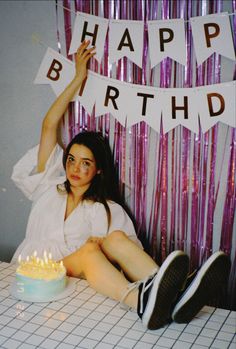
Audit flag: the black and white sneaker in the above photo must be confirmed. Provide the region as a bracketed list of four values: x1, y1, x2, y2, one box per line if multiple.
[172, 251, 231, 323]
[136, 251, 189, 330]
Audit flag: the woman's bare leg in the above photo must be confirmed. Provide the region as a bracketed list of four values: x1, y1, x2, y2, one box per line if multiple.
[62, 241, 138, 309]
[101, 231, 159, 281]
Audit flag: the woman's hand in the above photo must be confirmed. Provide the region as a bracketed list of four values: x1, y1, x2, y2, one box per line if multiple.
[74, 40, 96, 83]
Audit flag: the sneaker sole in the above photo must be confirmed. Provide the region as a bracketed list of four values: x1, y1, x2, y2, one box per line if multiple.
[172, 251, 231, 323]
[142, 250, 189, 330]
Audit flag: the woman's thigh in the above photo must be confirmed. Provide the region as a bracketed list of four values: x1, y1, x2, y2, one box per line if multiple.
[62, 241, 101, 278]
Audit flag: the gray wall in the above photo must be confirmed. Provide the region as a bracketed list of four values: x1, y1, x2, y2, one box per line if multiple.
[0, 1, 65, 261]
[0, 1, 235, 262]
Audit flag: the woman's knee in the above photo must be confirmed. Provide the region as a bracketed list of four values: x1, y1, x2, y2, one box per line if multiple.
[78, 241, 101, 259]
[103, 230, 129, 250]
[63, 241, 101, 277]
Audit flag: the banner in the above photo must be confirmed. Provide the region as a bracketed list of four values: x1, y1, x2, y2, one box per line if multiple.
[160, 88, 198, 133]
[34, 47, 76, 98]
[190, 12, 235, 65]
[147, 18, 186, 67]
[34, 49, 236, 134]
[195, 81, 236, 133]
[109, 19, 144, 67]
[66, 11, 235, 67]
[68, 12, 109, 63]
[87, 72, 128, 126]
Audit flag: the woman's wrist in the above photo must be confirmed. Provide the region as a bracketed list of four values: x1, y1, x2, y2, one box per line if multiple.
[71, 75, 86, 87]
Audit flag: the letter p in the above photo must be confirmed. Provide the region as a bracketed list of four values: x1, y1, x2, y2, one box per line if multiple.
[204, 23, 220, 48]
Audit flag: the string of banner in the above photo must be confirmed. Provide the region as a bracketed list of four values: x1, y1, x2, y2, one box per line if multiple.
[34, 9, 236, 134]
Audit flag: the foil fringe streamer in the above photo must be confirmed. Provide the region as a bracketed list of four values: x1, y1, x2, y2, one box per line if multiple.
[58, 0, 235, 310]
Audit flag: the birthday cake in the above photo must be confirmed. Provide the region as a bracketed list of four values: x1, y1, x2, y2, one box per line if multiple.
[13, 252, 67, 302]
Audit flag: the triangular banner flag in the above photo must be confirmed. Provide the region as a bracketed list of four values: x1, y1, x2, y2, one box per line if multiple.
[160, 88, 199, 134]
[34, 47, 75, 97]
[69, 12, 109, 63]
[196, 81, 236, 133]
[109, 19, 144, 68]
[190, 13, 235, 65]
[147, 18, 186, 67]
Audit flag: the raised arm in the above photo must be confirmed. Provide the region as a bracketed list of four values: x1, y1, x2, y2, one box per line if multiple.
[37, 40, 96, 172]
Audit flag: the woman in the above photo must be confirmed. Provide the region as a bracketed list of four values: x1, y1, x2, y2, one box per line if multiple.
[11, 40, 231, 330]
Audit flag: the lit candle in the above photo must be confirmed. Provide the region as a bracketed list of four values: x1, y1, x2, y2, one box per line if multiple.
[48, 252, 52, 260]
[26, 256, 29, 262]
[33, 250, 37, 258]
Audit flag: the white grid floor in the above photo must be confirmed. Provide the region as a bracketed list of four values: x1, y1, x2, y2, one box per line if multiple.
[0, 262, 235, 349]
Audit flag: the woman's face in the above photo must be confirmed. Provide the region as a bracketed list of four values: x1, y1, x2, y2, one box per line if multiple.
[66, 144, 99, 190]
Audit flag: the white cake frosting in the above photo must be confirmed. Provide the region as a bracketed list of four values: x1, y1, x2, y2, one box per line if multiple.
[15, 254, 67, 302]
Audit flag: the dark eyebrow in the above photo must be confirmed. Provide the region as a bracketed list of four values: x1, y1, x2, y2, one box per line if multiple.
[68, 153, 75, 158]
[68, 153, 94, 162]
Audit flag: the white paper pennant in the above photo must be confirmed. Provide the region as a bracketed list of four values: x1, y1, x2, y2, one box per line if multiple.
[76, 70, 98, 114]
[190, 13, 235, 65]
[125, 84, 161, 132]
[160, 88, 199, 134]
[109, 19, 144, 68]
[34, 48, 76, 98]
[196, 81, 236, 133]
[93, 74, 128, 127]
[147, 18, 186, 67]
[68, 12, 109, 64]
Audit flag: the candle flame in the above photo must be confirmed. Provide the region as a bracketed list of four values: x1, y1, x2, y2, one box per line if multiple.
[17, 252, 65, 279]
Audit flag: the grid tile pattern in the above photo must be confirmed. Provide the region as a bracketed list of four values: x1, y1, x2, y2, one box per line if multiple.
[0, 262, 235, 349]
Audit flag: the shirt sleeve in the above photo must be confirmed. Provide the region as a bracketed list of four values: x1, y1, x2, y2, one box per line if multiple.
[11, 144, 66, 201]
[90, 201, 143, 248]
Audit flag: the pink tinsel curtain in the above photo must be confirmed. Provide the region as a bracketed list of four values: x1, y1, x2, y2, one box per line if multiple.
[55, 0, 236, 310]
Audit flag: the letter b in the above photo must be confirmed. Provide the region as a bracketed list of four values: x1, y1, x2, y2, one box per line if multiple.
[46, 59, 63, 81]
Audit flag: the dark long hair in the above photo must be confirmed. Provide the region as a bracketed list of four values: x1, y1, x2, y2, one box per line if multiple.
[61, 131, 122, 228]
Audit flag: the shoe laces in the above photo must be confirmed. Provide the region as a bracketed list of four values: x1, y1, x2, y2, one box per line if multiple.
[120, 268, 158, 312]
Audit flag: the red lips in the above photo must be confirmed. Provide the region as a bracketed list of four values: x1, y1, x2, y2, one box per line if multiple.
[70, 175, 81, 181]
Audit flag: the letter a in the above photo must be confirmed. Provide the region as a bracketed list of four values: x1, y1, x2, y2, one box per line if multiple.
[117, 28, 134, 51]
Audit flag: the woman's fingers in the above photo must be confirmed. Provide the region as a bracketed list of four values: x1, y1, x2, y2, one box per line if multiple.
[81, 45, 95, 56]
[77, 40, 95, 58]
[74, 40, 96, 79]
[83, 48, 96, 62]
[77, 40, 89, 54]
